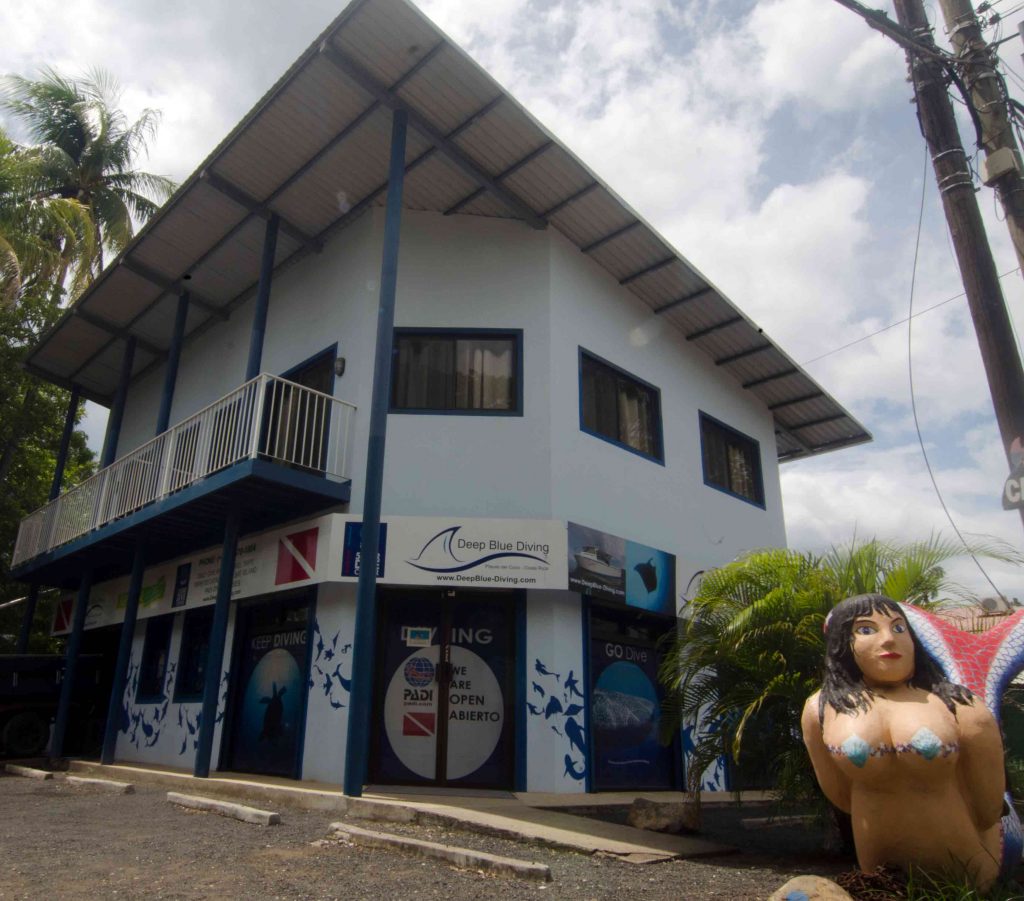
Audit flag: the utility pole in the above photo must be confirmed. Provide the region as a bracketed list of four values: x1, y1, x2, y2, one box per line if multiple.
[935, 0, 1024, 276]
[837, 0, 1024, 532]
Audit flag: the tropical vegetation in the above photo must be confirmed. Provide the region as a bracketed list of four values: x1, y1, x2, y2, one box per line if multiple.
[658, 536, 1024, 812]
[0, 67, 174, 649]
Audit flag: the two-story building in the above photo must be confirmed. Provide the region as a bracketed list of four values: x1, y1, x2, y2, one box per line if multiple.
[8, 0, 870, 794]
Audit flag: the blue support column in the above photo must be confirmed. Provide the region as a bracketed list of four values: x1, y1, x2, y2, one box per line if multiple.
[245, 215, 280, 381]
[100, 538, 146, 764]
[100, 337, 137, 468]
[194, 504, 240, 778]
[51, 568, 94, 759]
[156, 292, 189, 434]
[18, 385, 83, 653]
[344, 108, 408, 798]
[50, 384, 81, 501]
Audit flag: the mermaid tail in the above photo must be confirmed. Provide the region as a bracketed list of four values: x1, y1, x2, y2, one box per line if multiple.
[899, 604, 1024, 876]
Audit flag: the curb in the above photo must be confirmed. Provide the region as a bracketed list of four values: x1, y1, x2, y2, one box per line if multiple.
[167, 791, 281, 825]
[330, 822, 552, 882]
[65, 775, 135, 794]
[5, 764, 53, 780]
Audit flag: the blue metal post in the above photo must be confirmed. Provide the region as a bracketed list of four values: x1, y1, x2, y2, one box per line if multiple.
[194, 504, 240, 778]
[17, 385, 83, 653]
[344, 108, 407, 798]
[51, 568, 94, 758]
[156, 292, 190, 434]
[245, 215, 280, 381]
[50, 385, 81, 501]
[100, 337, 137, 468]
[100, 538, 145, 764]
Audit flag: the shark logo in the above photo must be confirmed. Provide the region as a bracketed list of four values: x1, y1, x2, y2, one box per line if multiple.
[406, 526, 548, 573]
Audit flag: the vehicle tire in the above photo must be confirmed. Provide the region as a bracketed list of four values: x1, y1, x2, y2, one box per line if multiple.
[2, 711, 49, 758]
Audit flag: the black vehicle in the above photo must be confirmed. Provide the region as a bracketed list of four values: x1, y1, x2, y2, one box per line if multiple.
[0, 655, 105, 758]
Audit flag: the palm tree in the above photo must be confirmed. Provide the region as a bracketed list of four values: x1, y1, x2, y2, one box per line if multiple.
[659, 536, 1024, 805]
[0, 127, 94, 306]
[1, 67, 175, 285]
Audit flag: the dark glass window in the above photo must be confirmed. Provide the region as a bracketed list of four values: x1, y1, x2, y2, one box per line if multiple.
[173, 607, 215, 702]
[391, 331, 520, 413]
[580, 351, 663, 462]
[700, 413, 764, 506]
[136, 616, 173, 702]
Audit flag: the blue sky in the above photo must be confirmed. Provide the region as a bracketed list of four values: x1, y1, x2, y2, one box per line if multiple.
[5, 0, 1024, 599]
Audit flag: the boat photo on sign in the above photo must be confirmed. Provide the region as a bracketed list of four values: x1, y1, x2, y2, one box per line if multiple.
[567, 522, 675, 616]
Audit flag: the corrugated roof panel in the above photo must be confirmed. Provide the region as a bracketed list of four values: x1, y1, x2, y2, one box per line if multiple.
[271, 109, 400, 235]
[214, 61, 375, 203]
[549, 186, 636, 248]
[332, 0, 440, 89]
[455, 102, 548, 178]
[187, 217, 269, 301]
[589, 227, 675, 284]
[620, 260, 697, 308]
[30, 316, 110, 379]
[80, 268, 165, 329]
[398, 48, 498, 136]
[402, 152, 479, 212]
[129, 182, 250, 281]
[459, 191, 523, 219]
[502, 147, 593, 215]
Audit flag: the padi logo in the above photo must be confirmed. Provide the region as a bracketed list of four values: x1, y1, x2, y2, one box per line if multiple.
[404, 657, 435, 687]
[406, 526, 549, 573]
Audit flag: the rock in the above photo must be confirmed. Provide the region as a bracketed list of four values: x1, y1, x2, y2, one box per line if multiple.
[767, 875, 853, 901]
[625, 797, 700, 834]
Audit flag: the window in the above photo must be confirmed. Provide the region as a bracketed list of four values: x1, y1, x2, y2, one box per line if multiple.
[136, 615, 173, 702]
[391, 330, 521, 414]
[173, 607, 214, 702]
[700, 413, 764, 506]
[579, 350, 663, 462]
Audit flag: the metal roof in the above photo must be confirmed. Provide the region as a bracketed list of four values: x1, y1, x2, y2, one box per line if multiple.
[25, 0, 871, 462]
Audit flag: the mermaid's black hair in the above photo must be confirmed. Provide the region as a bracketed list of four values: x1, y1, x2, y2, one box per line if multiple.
[819, 593, 973, 724]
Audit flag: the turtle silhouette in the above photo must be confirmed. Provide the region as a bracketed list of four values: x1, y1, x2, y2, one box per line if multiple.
[259, 683, 287, 740]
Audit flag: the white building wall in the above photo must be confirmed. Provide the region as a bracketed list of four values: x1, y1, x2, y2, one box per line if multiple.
[524, 589, 586, 792]
[546, 231, 787, 608]
[301, 582, 355, 784]
[113, 606, 235, 771]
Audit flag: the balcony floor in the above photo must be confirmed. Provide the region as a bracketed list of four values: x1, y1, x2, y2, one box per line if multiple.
[12, 459, 350, 588]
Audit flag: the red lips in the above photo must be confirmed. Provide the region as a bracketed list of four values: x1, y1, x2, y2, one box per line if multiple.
[879, 653, 902, 659]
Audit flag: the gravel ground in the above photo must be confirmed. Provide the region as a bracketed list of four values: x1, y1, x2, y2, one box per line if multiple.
[0, 772, 847, 900]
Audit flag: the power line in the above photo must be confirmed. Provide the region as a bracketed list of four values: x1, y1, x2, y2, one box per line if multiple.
[801, 266, 1021, 366]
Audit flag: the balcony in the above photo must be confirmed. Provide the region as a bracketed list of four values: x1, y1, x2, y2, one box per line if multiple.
[12, 374, 356, 585]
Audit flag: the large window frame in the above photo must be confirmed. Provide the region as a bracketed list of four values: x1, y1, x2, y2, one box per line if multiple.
[699, 412, 765, 508]
[136, 615, 174, 703]
[389, 328, 523, 416]
[578, 349, 664, 464]
[172, 607, 215, 703]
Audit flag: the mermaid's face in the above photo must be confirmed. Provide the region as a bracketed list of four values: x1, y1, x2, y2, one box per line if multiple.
[850, 609, 915, 688]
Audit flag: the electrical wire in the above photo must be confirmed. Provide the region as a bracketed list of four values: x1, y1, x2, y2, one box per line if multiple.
[906, 146, 1005, 597]
[801, 267, 1021, 366]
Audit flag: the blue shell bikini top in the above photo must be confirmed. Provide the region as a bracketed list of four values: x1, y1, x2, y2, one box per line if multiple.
[826, 727, 958, 768]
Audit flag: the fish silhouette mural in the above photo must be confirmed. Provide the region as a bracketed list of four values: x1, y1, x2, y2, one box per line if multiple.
[119, 657, 175, 751]
[310, 618, 351, 713]
[527, 656, 587, 784]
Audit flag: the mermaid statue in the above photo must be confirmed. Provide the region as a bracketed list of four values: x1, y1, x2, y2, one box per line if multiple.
[801, 593, 1024, 889]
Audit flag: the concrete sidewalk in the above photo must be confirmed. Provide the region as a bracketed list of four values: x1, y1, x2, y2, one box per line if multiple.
[65, 760, 734, 863]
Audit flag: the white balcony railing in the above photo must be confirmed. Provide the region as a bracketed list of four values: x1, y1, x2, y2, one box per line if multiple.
[12, 373, 356, 568]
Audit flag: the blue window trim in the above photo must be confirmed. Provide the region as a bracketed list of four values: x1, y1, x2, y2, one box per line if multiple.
[280, 343, 338, 393]
[577, 347, 665, 465]
[136, 614, 174, 704]
[389, 327, 524, 416]
[172, 606, 214, 703]
[698, 410, 766, 509]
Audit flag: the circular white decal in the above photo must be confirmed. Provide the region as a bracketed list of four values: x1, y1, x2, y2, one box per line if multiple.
[384, 645, 504, 780]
